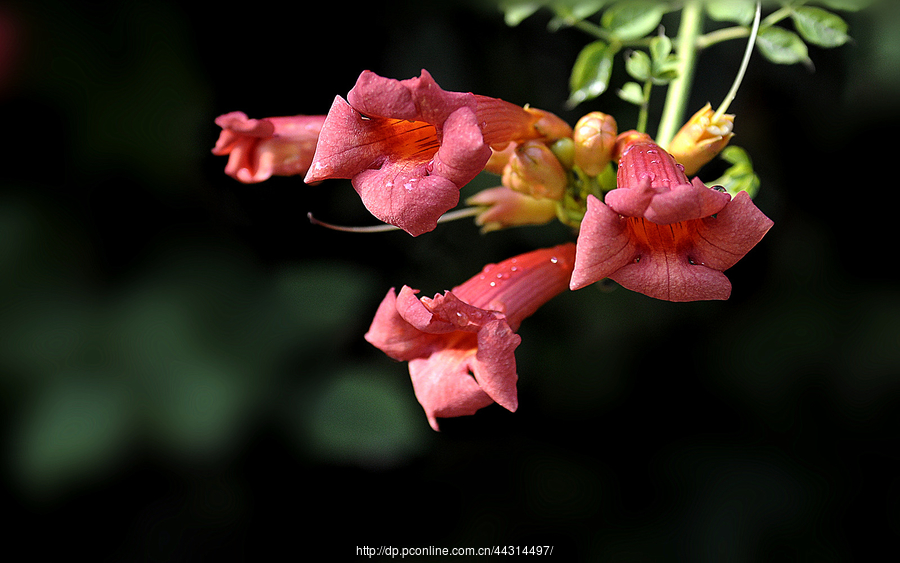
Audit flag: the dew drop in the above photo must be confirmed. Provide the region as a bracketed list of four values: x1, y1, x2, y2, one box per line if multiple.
[550, 257, 558, 264]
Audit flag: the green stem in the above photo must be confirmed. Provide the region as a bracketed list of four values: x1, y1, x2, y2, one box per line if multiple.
[655, 0, 704, 149]
[569, 14, 654, 48]
[636, 80, 653, 133]
[570, 18, 614, 42]
[761, 5, 794, 28]
[697, 26, 750, 50]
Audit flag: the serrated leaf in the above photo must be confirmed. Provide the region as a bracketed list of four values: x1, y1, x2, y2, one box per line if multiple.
[617, 81, 645, 105]
[601, 0, 668, 41]
[567, 40, 618, 107]
[625, 50, 652, 81]
[791, 6, 850, 48]
[704, 0, 757, 25]
[756, 26, 811, 65]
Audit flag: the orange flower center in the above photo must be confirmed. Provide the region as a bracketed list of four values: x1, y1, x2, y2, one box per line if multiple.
[368, 117, 440, 163]
[626, 217, 697, 261]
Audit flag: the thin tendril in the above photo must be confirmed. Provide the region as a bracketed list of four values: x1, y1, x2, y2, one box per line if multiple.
[712, 1, 761, 123]
[308, 207, 482, 233]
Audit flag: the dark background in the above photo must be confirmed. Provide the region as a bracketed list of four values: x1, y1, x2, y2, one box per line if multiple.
[2, 0, 899, 560]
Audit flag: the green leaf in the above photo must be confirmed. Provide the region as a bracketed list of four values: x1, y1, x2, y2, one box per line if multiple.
[756, 26, 811, 65]
[649, 36, 680, 83]
[710, 146, 760, 198]
[568, 0, 609, 21]
[617, 81, 645, 105]
[625, 50, 651, 81]
[704, 0, 757, 25]
[791, 6, 850, 48]
[649, 34, 672, 61]
[815, 0, 874, 11]
[567, 40, 619, 107]
[601, 0, 668, 41]
[652, 57, 680, 82]
[500, 1, 543, 26]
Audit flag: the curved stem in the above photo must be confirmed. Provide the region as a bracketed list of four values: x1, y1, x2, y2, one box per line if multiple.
[712, 2, 761, 123]
[697, 26, 750, 50]
[308, 207, 482, 233]
[656, 0, 704, 149]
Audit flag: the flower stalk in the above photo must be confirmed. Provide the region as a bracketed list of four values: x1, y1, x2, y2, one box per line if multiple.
[656, 0, 704, 149]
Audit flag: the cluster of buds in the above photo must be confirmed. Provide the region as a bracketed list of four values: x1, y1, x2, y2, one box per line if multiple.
[470, 110, 620, 232]
[211, 69, 772, 430]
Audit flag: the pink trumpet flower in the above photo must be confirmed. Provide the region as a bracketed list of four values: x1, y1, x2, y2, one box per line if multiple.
[365, 243, 576, 430]
[570, 141, 773, 301]
[212, 111, 326, 183]
[305, 69, 563, 236]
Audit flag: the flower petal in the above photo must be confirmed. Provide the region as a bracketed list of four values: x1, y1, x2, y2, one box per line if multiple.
[353, 168, 462, 236]
[408, 354, 494, 432]
[570, 195, 637, 291]
[605, 176, 730, 224]
[470, 318, 521, 412]
[690, 190, 774, 271]
[609, 254, 733, 301]
[364, 287, 430, 361]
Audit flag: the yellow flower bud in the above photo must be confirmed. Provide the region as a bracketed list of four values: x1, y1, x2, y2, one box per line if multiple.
[527, 107, 574, 141]
[484, 143, 516, 175]
[573, 112, 617, 176]
[482, 110, 573, 175]
[466, 186, 558, 233]
[667, 103, 734, 176]
[501, 140, 568, 201]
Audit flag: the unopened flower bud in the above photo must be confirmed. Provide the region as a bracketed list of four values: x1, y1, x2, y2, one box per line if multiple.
[667, 103, 734, 176]
[527, 107, 574, 141]
[484, 143, 516, 175]
[612, 130, 654, 163]
[502, 140, 568, 200]
[550, 137, 575, 169]
[573, 112, 617, 176]
[466, 186, 558, 233]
